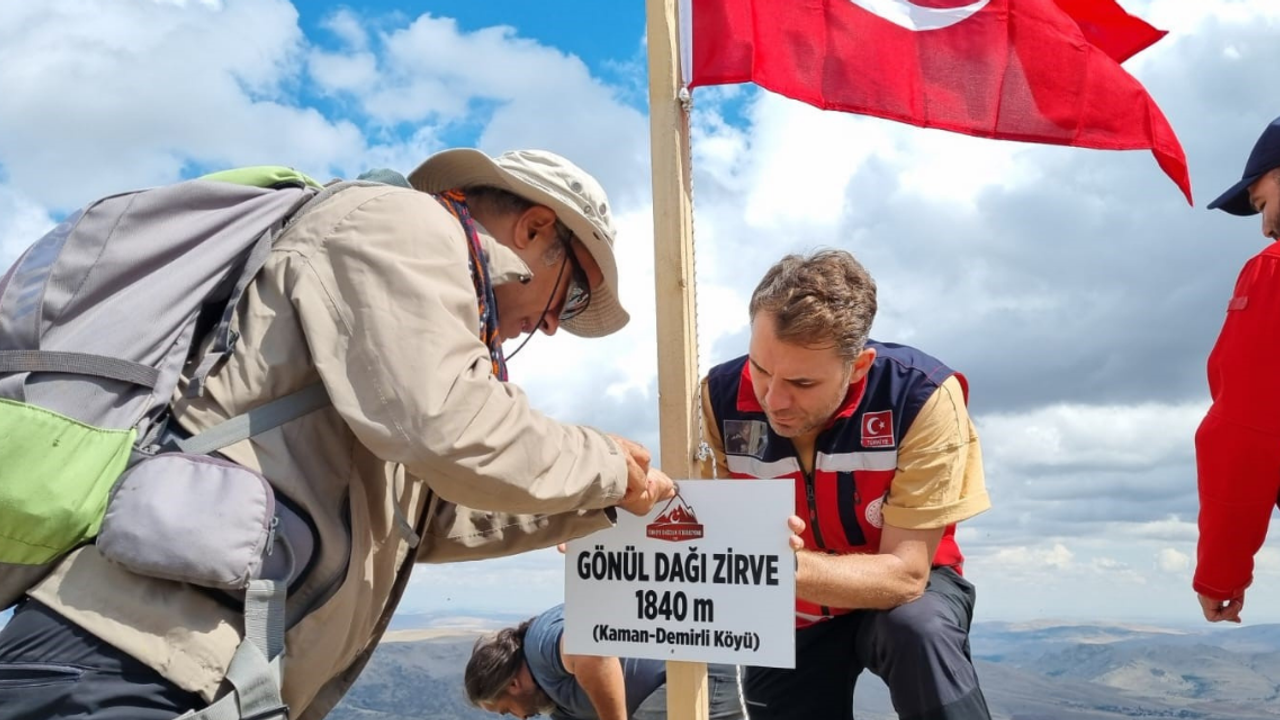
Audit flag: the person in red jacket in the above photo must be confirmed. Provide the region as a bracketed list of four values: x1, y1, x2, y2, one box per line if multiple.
[1196, 115, 1280, 623]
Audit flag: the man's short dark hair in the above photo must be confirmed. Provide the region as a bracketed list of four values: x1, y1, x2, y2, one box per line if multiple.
[748, 249, 877, 360]
[464, 185, 574, 266]
[463, 185, 535, 217]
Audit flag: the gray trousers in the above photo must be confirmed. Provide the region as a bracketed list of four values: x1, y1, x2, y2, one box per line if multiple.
[744, 567, 990, 720]
[0, 599, 206, 720]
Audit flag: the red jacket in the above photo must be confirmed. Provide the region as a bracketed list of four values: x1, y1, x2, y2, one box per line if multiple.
[1195, 241, 1280, 601]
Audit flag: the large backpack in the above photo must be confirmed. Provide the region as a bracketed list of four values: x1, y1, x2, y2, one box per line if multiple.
[0, 166, 360, 720]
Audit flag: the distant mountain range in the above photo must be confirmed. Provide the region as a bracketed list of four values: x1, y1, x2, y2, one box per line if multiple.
[330, 616, 1280, 720]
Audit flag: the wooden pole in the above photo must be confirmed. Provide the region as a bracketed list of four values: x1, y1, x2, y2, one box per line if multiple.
[645, 0, 707, 719]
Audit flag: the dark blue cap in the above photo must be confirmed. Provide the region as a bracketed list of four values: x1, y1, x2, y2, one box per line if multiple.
[1208, 115, 1280, 216]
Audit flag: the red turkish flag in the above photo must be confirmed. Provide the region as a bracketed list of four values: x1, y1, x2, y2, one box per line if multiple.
[1054, 0, 1166, 63]
[688, 0, 1192, 203]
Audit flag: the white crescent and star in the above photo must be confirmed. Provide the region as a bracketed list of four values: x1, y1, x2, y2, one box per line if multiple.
[866, 417, 885, 435]
[846, 0, 992, 31]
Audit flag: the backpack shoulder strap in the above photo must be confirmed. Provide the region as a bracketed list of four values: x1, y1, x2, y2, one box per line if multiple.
[0, 350, 159, 388]
[187, 168, 324, 398]
[175, 579, 288, 720]
[173, 383, 330, 456]
[185, 175, 397, 398]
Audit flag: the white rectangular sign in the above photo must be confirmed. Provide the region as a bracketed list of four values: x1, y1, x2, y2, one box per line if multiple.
[564, 478, 795, 669]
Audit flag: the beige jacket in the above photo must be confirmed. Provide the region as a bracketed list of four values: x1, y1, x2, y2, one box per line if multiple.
[29, 184, 628, 719]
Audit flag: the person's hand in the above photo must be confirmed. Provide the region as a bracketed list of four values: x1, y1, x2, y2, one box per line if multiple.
[787, 515, 806, 551]
[617, 467, 676, 516]
[608, 434, 653, 501]
[1198, 591, 1244, 623]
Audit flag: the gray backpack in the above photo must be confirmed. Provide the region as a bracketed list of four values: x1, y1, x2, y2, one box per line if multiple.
[0, 166, 361, 720]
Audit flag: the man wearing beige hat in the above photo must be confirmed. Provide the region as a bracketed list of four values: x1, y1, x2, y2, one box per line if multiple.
[0, 148, 671, 720]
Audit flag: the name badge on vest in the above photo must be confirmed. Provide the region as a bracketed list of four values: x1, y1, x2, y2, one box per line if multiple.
[723, 419, 769, 458]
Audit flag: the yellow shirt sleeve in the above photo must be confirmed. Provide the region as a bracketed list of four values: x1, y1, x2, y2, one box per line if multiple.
[697, 376, 730, 480]
[881, 375, 991, 530]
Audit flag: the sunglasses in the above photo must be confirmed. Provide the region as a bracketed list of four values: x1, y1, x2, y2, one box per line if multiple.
[559, 237, 592, 322]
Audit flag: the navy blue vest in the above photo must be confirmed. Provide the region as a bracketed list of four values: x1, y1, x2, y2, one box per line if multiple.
[705, 340, 967, 626]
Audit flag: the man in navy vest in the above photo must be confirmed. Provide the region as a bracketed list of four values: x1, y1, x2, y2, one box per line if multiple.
[699, 250, 992, 720]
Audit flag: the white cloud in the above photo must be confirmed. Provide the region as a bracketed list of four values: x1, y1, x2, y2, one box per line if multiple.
[979, 401, 1205, 474]
[301, 12, 652, 204]
[992, 542, 1075, 570]
[150, 0, 224, 8]
[1138, 0, 1280, 36]
[0, 0, 375, 209]
[1125, 518, 1198, 543]
[0, 187, 53, 269]
[319, 7, 369, 51]
[308, 50, 379, 93]
[406, 548, 567, 615]
[1157, 547, 1191, 573]
[1255, 547, 1280, 577]
[1092, 557, 1148, 584]
[736, 102, 888, 228]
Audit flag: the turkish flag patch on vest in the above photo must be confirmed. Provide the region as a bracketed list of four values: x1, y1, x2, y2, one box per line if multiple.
[861, 410, 895, 448]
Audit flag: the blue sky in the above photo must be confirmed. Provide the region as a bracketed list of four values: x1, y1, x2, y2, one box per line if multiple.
[4, 0, 1280, 629]
[351, 0, 649, 67]
[292, 0, 653, 149]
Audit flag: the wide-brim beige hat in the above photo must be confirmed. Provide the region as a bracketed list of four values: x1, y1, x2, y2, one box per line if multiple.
[408, 148, 630, 338]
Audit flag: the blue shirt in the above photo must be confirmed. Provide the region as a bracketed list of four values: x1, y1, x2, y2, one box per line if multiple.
[523, 604, 667, 720]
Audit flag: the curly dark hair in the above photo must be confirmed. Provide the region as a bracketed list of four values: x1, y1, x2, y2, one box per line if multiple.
[748, 249, 877, 360]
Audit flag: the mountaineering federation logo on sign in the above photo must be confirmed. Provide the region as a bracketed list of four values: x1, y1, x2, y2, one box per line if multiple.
[647, 491, 704, 542]
[861, 410, 894, 448]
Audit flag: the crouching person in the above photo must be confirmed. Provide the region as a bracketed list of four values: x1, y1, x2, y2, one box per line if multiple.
[701, 250, 994, 719]
[465, 603, 745, 720]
